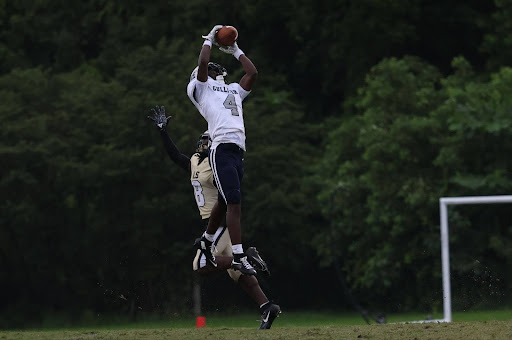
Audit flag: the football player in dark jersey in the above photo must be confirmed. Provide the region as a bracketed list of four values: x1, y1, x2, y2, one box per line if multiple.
[148, 105, 280, 329]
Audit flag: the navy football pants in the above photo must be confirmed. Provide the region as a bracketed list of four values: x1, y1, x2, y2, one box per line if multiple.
[209, 143, 244, 204]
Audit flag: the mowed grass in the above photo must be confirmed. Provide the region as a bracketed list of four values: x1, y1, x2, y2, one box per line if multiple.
[1, 310, 511, 340]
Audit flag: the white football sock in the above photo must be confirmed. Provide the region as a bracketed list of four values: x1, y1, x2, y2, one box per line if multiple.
[232, 244, 244, 255]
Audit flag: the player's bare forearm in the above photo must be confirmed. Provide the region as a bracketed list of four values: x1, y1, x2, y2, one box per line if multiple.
[239, 55, 258, 91]
[197, 45, 211, 82]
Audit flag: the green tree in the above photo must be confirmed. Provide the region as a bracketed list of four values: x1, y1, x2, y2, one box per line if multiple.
[481, 0, 512, 70]
[313, 56, 512, 312]
[313, 56, 444, 311]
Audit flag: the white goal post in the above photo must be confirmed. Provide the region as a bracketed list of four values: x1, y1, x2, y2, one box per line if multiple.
[438, 195, 512, 323]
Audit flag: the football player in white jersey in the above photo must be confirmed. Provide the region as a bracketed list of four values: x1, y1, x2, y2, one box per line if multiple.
[148, 106, 281, 329]
[187, 25, 258, 277]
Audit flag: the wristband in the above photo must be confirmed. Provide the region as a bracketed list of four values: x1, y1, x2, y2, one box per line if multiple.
[203, 40, 212, 48]
[233, 48, 244, 60]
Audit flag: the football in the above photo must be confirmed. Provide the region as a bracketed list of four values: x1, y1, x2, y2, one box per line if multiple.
[215, 26, 238, 46]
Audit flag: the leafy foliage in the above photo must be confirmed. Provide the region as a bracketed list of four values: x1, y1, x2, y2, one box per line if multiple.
[316, 55, 512, 311]
[1, 0, 512, 327]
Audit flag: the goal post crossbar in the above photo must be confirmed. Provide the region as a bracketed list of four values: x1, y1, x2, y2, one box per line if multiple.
[439, 195, 512, 323]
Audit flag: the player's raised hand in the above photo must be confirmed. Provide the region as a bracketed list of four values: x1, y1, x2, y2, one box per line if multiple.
[219, 42, 244, 60]
[219, 41, 239, 55]
[147, 105, 171, 130]
[202, 25, 223, 46]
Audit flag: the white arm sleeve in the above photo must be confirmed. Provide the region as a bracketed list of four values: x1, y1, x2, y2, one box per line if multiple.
[236, 83, 251, 101]
[187, 80, 208, 115]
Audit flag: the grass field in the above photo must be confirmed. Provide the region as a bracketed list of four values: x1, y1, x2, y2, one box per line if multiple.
[1, 310, 510, 340]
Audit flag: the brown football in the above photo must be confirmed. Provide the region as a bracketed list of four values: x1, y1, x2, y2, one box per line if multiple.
[215, 26, 238, 46]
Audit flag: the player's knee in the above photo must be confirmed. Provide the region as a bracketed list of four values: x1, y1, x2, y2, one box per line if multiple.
[227, 269, 242, 282]
[224, 189, 241, 204]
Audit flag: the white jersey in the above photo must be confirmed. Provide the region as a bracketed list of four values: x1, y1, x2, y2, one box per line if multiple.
[187, 77, 250, 151]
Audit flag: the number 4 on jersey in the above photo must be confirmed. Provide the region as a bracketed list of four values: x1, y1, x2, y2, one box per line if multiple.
[223, 94, 239, 116]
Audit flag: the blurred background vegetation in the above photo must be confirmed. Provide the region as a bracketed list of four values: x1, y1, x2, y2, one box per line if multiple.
[1, 0, 512, 328]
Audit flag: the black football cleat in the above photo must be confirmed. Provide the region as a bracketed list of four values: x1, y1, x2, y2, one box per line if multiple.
[194, 236, 217, 267]
[246, 247, 270, 274]
[231, 253, 256, 275]
[259, 303, 281, 329]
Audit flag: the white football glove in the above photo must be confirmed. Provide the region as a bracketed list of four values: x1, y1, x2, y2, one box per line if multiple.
[201, 25, 223, 46]
[219, 42, 238, 54]
[219, 42, 244, 59]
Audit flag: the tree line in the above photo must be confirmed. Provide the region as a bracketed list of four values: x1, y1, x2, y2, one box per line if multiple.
[1, 0, 511, 328]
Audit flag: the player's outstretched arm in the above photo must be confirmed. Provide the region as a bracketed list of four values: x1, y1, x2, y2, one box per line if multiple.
[197, 25, 222, 82]
[197, 43, 211, 83]
[147, 105, 190, 172]
[238, 54, 258, 91]
[219, 42, 258, 91]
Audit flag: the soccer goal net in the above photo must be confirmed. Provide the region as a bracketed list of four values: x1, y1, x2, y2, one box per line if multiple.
[436, 195, 512, 323]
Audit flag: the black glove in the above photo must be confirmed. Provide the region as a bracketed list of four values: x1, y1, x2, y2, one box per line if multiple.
[147, 105, 172, 129]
